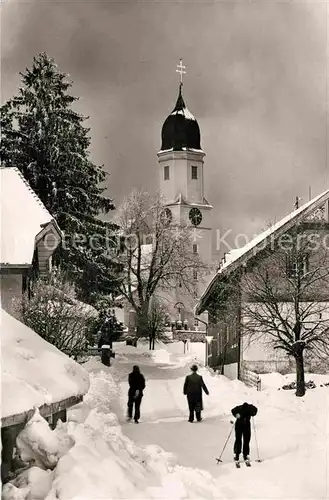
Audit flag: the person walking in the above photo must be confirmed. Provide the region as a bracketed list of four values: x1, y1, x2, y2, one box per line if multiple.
[231, 402, 258, 464]
[183, 364, 209, 422]
[127, 365, 146, 423]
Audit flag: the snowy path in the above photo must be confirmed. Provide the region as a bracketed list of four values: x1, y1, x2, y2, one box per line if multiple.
[114, 358, 250, 474]
[110, 347, 329, 499]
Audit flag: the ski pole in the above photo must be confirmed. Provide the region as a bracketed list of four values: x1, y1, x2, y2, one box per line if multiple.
[215, 422, 235, 464]
[252, 416, 262, 462]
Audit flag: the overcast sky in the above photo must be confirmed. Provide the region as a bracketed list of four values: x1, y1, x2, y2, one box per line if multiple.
[2, 0, 328, 257]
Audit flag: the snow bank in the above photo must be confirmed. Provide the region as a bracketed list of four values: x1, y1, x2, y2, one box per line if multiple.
[16, 409, 74, 469]
[260, 371, 329, 390]
[151, 349, 171, 364]
[114, 341, 175, 365]
[1, 309, 90, 419]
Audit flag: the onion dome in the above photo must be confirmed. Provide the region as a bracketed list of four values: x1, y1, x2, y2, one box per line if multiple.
[160, 84, 201, 151]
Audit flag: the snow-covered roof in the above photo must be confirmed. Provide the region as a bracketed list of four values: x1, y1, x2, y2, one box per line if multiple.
[195, 189, 329, 314]
[0, 167, 61, 266]
[1, 309, 90, 424]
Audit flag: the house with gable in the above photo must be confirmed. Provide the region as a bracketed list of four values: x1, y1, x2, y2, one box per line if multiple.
[195, 190, 329, 379]
[0, 167, 62, 314]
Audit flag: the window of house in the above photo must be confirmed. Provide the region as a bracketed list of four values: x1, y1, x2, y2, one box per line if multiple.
[164, 165, 170, 181]
[286, 254, 310, 278]
[192, 244, 198, 254]
[191, 166, 198, 180]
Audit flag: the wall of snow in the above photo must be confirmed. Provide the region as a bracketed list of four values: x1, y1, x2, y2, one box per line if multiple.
[1, 309, 90, 422]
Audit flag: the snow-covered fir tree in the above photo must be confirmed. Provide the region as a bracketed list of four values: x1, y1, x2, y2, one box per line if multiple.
[1, 53, 120, 304]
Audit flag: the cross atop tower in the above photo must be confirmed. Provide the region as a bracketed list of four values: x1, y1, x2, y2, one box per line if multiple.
[176, 59, 186, 85]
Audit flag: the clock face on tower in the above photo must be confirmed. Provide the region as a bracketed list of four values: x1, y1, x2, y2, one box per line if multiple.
[189, 207, 202, 226]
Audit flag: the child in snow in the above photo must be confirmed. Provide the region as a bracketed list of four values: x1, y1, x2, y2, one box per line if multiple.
[231, 402, 258, 463]
[127, 365, 146, 423]
[183, 364, 209, 422]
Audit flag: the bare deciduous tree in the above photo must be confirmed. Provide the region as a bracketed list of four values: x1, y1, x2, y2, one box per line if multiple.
[137, 297, 170, 350]
[115, 190, 208, 337]
[242, 225, 329, 396]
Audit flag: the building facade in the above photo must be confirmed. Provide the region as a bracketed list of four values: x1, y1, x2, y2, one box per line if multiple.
[195, 191, 329, 377]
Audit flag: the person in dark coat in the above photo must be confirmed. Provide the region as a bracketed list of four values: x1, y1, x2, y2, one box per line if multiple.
[231, 402, 258, 462]
[127, 365, 146, 423]
[183, 364, 209, 422]
[98, 329, 113, 366]
[98, 317, 114, 366]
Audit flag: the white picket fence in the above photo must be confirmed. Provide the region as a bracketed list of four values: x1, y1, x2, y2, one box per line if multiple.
[240, 366, 262, 391]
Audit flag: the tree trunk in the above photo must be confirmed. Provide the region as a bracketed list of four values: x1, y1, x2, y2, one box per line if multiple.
[152, 335, 155, 350]
[292, 343, 306, 397]
[149, 336, 152, 350]
[136, 308, 149, 337]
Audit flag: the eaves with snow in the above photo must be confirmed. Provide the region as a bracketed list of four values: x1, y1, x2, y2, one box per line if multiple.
[1, 309, 90, 428]
[195, 189, 329, 315]
[0, 167, 61, 269]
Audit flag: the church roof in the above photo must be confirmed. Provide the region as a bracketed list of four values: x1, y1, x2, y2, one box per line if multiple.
[160, 84, 202, 152]
[195, 189, 329, 315]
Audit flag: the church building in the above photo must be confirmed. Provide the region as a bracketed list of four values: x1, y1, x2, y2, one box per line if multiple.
[156, 68, 213, 332]
[116, 64, 214, 334]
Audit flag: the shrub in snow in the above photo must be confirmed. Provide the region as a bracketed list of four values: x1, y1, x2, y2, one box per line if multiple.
[282, 380, 316, 390]
[15, 269, 96, 360]
[87, 305, 124, 347]
[16, 409, 74, 470]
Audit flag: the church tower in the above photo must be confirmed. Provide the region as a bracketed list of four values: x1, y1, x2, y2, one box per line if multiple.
[157, 68, 213, 266]
[157, 62, 213, 329]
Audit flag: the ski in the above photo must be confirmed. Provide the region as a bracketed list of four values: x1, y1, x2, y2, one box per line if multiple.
[244, 460, 251, 467]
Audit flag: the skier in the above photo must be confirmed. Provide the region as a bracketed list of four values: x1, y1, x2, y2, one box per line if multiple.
[231, 402, 258, 465]
[127, 365, 146, 423]
[183, 364, 209, 422]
